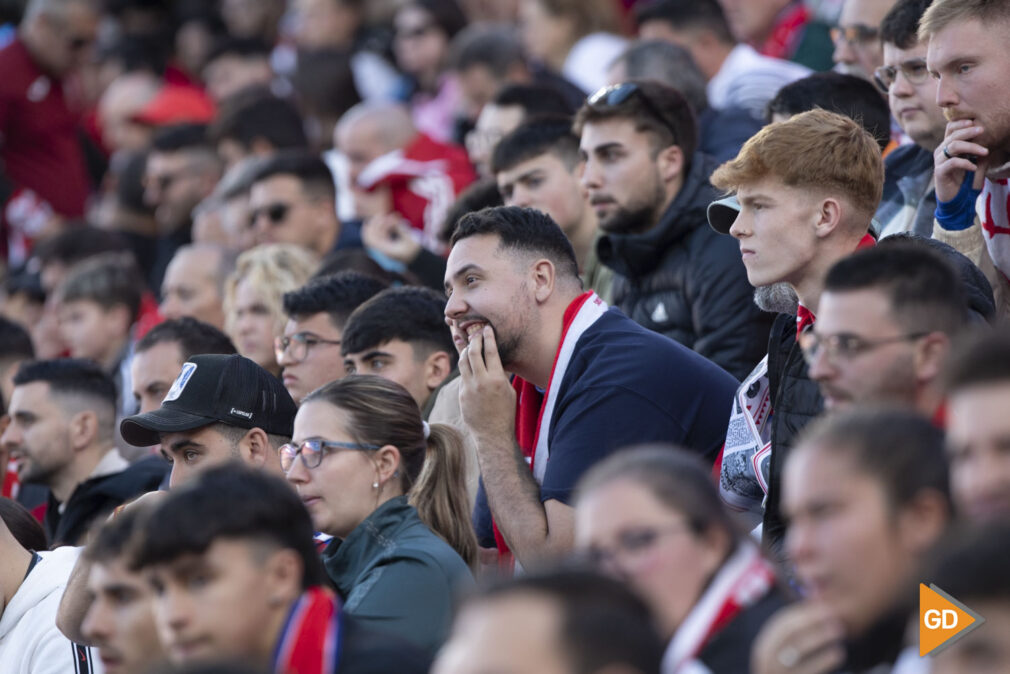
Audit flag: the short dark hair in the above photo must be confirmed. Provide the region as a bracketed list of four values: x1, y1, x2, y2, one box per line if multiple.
[151, 123, 212, 153]
[0, 317, 34, 364]
[795, 408, 950, 513]
[13, 358, 117, 410]
[290, 49, 361, 123]
[475, 570, 664, 674]
[881, 0, 933, 50]
[249, 150, 336, 201]
[766, 73, 891, 150]
[450, 206, 580, 282]
[135, 317, 237, 359]
[410, 0, 468, 39]
[609, 40, 708, 113]
[0, 498, 48, 552]
[634, 0, 734, 45]
[210, 93, 308, 152]
[823, 241, 968, 337]
[944, 330, 1010, 396]
[56, 253, 144, 324]
[84, 504, 150, 564]
[491, 116, 580, 176]
[205, 37, 271, 64]
[130, 464, 327, 590]
[574, 79, 698, 159]
[924, 519, 1010, 604]
[341, 287, 456, 366]
[442, 177, 504, 243]
[32, 226, 132, 271]
[282, 271, 388, 328]
[449, 23, 525, 76]
[492, 83, 576, 119]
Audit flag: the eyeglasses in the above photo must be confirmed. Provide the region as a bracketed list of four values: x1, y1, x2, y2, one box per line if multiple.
[279, 438, 381, 471]
[798, 330, 930, 367]
[588, 83, 680, 147]
[873, 59, 931, 94]
[249, 202, 295, 229]
[580, 524, 689, 569]
[830, 24, 880, 46]
[274, 332, 341, 363]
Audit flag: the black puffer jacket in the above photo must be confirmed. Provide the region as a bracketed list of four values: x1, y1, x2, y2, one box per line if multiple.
[597, 153, 773, 381]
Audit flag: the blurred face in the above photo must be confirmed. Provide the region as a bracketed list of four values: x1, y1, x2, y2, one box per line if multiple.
[160, 425, 241, 489]
[278, 313, 346, 404]
[444, 234, 535, 369]
[222, 194, 256, 252]
[82, 558, 165, 674]
[717, 0, 791, 44]
[805, 289, 922, 411]
[466, 104, 525, 175]
[579, 118, 669, 235]
[497, 153, 588, 236]
[145, 152, 213, 232]
[933, 601, 1010, 674]
[393, 5, 448, 81]
[784, 445, 919, 637]
[292, 0, 357, 50]
[33, 2, 99, 77]
[457, 65, 505, 121]
[831, 0, 894, 81]
[519, 0, 573, 65]
[575, 479, 725, 638]
[285, 401, 381, 538]
[97, 75, 158, 153]
[928, 19, 1010, 154]
[335, 121, 388, 188]
[729, 177, 823, 289]
[147, 538, 289, 665]
[202, 54, 273, 102]
[160, 249, 226, 329]
[131, 342, 186, 415]
[58, 300, 128, 363]
[947, 383, 1010, 521]
[230, 279, 281, 375]
[432, 595, 572, 674]
[881, 42, 945, 150]
[0, 382, 72, 488]
[249, 176, 330, 254]
[343, 339, 437, 408]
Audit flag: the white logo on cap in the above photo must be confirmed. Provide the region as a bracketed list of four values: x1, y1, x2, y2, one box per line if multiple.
[163, 362, 197, 403]
[230, 407, 253, 420]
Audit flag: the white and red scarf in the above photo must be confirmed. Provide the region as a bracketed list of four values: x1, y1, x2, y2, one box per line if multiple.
[978, 169, 1010, 283]
[662, 544, 778, 674]
[272, 586, 343, 674]
[492, 292, 609, 567]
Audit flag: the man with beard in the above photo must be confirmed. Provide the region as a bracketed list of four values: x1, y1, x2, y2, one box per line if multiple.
[444, 205, 737, 570]
[575, 80, 771, 380]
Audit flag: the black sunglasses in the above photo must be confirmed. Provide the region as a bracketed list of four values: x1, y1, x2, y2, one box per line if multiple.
[249, 202, 293, 228]
[588, 82, 680, 146]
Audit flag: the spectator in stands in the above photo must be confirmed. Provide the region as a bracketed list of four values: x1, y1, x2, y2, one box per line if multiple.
[289, 48, 362, 152]
[753, 409, 950, 674]
[832, 0, 898, 82]
[97, 70, 161, 155]
[606, 40, 761, 164]
[209, 92, 309, 170]
[130, 318, 236, 415]
[284, 375, 474, 652]
[445, 206, 737, 568]
[576, 80, 772, 379]
[279, 272, 387, 404]
[160, 244, 235, 330]
[201, 156, 264, 253]
[708, 109, 883, 546]
[635, 0, 810, 123]
[717, 0, 834, 71]
[576, 446, 788, 673]
[224, 244, 318, 378]
[121, 354, 296, 488]
[432, 570, 664, 674]
[248, 151, 342, 256]
[341, 287, 456, 416]
[1, 360, 166, 545]
[0, 319, 34, 497]
[200, 37, 273, 103]
[129, 464, 430, 671]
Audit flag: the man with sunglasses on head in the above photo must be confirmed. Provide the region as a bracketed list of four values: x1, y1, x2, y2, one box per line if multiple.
[0, 0, 100, 268]
[575, 80, 771, 380]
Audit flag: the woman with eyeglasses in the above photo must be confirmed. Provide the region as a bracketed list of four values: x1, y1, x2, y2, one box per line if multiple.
[283, 375, 475, 654]
[574, 445, 788, 674]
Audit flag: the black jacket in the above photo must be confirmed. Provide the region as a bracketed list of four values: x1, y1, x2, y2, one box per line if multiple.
[597, 153, 773, 380]
[44, 454, 167, 546]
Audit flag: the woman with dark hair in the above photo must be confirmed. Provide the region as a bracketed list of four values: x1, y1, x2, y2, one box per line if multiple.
[0, 498, 47, 552]
[284, 375, 475, 653]
[575, 445, 788, 673]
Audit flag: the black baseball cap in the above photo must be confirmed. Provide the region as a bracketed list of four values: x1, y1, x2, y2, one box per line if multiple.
[707, 195, 740, 234]
[121, 353, 298, 447]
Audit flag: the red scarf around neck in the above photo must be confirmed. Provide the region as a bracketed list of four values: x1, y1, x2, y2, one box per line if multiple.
[273, 586, 343, 674]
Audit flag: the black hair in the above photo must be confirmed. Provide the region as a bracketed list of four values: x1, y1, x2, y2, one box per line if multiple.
[130, 464, 328, 590]
[823, 241, 968, 337]
[491, 83, 577, 119]
[0, 498, 48, 552]
[341, 286, 456, 366]
[13, 359, 117, 409]
[3, 272, 45, 307]
[634, 0, 734, 45]
[312, 249, 412, 286]
[32, 226, 132, 270]
[449, 23, 525, 76]
[135, 317, 237, 359]
[441, 177, 504, 243]
[573, 79, 698, 159]
[84, 504, 150, 564]
[924, 519, 1010, 603]
[450, 206, 580, 282]
[491, 116, 580, 176]
[766, 73, 891, 150]
[476, 569, 664, 674]
[610, 40, 708, 113]
[114, 150, 155, 214]
[880, 0, 933, 49]
[290, 49, 362, 125]
[56, 253, 144, 324]
[0, 316, 35, 364]
[97, 33, 169, 75]
[794, 408, 951, 513]
[408, 0, 468, 39]
[944, 330, 1010, 395]
[210, 93, 308, 152]
[249, 150, 336, 200]
[282, 271, 388, 328]
[205, 36, 271, 64]
[151, 123, 212, 153]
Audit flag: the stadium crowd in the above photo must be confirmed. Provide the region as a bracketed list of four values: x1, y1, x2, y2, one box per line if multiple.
[1, 0, 1010, 672]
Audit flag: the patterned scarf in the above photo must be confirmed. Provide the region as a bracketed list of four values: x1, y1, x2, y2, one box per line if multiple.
[273, 586, 343, 674]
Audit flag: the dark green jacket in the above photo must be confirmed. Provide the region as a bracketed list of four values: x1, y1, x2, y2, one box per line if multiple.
[322, 496, 474, 654]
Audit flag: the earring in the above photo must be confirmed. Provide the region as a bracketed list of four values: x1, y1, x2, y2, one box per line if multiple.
[372, 481, 379, 489]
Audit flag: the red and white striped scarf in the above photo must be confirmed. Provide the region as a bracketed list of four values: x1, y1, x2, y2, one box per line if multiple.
[273, 586, 343, 674]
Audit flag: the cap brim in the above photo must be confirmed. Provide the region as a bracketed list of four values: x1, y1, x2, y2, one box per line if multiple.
[707, 195, 741, 234]
[120, 406, 216, 447]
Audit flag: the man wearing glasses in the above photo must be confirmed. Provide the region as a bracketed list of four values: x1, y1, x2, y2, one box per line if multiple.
[831, 0, 897, 82]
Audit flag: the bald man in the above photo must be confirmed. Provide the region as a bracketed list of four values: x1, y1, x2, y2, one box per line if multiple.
[160, 244, 235, 329]
[98, 72, 161, 154]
